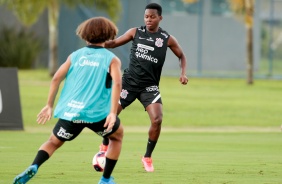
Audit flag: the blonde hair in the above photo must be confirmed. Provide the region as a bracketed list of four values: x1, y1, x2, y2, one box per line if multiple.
[76, 17, 118, 44]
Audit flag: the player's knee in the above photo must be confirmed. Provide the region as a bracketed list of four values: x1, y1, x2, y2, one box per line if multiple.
[152, 115, 162, 126]
[109, 124, 124, 142]
[48, 135, 64, 148]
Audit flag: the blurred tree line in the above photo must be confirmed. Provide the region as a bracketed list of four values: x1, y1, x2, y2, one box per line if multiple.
[0, 0, 121, 75]
[3, 0, 274, 84]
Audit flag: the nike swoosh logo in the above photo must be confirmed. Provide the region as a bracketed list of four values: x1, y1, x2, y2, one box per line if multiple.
[0, 89, 2, 114]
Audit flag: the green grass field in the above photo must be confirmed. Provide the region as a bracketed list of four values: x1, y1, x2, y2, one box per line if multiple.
[1, 131, 281, 184]
[1, 69, 282, 183]
[18, 69, 282, 129]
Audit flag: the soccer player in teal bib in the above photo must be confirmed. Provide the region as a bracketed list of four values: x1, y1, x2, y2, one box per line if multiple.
[98, 3, 188, 172]
[13, 17, 123, 184]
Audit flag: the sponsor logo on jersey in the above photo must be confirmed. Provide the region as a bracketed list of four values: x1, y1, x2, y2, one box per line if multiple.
[57, 127, 73, 139]
[137, 44, 154, 51]
[120, 89, 128, 99]
[67, 100, 85, 109]
[78, 56, 99, 67]
[139, 37, 146, 40]
[64, 112, 80, 118]
[135, 44, 158, 63]
[155, 38, 164, 47]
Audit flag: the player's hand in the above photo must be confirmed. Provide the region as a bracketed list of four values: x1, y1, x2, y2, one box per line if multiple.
[37, 105, 52, 125]
[104, 113, 116, 132]
[179, 74, 188, 85]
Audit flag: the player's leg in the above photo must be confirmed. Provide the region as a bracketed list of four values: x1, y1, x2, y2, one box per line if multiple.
[139, 86, 163, 172]
[95, 117, 123, 184]
[13, 134, 64, 184]
[141, 103, 163, 172]
[100, 104, 123, 152]
[99, 86, 138, 152]
[13, 119, 83, 184]
[145, 103, 163, 155]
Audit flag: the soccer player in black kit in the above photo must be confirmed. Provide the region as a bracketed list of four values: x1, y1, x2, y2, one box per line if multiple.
[99, 3, 188, 172]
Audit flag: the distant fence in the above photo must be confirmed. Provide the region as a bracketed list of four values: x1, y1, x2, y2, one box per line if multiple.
[259, 0, 282, 79]
[158, 0, 282, 79]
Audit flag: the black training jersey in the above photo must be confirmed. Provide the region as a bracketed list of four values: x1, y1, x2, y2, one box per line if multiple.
[123, 26, 170, 88]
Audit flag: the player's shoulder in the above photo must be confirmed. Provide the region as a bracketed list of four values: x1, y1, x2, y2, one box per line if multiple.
[71, 46, 86, 58]
[137, 26, 146, 32]
[132, 26, 145, 37]
[124, 27, 138, 37]
[158, 27, 170, 39]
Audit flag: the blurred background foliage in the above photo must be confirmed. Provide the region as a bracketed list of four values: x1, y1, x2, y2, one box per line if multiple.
[0, 26, 44, 69]
[0, 0, 121, 75]
[0, 0, 281, 80]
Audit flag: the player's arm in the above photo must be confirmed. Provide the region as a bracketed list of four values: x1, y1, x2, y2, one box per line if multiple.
[47, 56, 71, 108]
[104, 57, 122, 131]
[37, 56, 71, 124]
[168, 35, 188, 85]
[105, 28, 136, 48]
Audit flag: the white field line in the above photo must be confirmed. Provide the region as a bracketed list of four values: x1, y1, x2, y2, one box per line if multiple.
[22, 126, 282, 133]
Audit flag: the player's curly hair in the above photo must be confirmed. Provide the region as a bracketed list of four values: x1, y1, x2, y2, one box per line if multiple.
[76, 17, 118, 44]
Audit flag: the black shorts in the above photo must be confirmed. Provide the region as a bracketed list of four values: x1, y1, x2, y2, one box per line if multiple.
[52, 117, 120, 141]
[119, 81, 162, 109]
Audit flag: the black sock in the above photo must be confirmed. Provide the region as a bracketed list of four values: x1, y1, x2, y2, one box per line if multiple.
[31, 150, 50, 168]
[144, 139, 157, 157]
[103, 157, 117, 179]
[103, 138, 109, 146]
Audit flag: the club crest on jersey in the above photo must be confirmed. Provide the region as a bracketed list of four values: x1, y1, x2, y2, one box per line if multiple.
[120, 89, 128, 99]
[155, 38, 163, 47]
